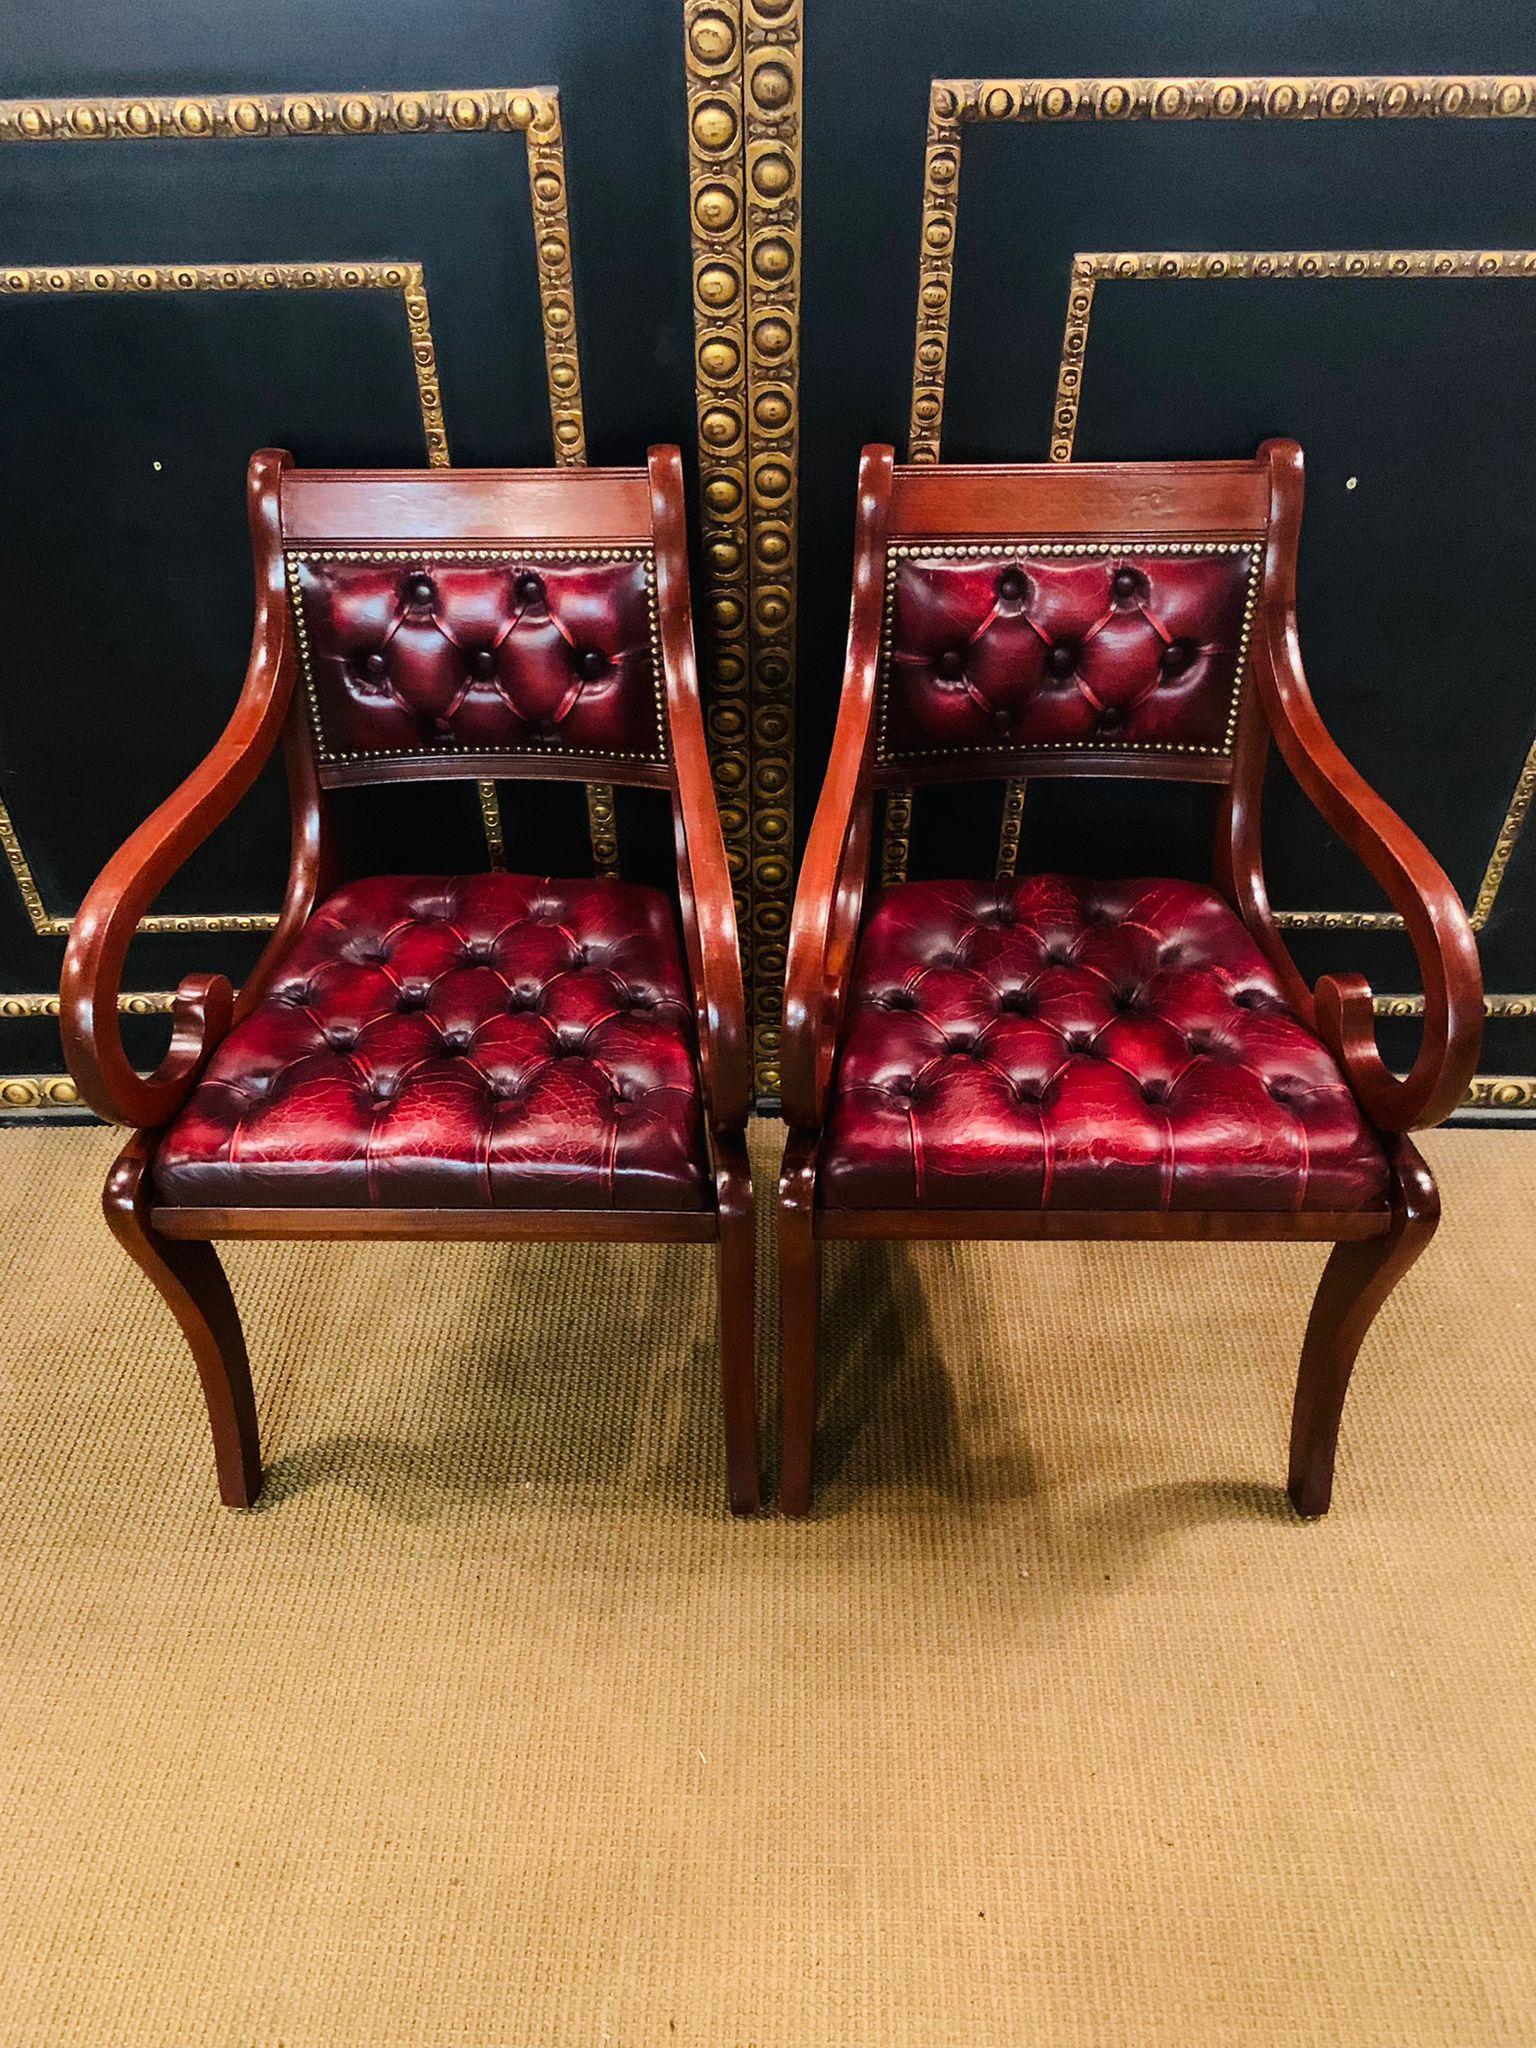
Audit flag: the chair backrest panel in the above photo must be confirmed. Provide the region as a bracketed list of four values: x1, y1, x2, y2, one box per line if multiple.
[275, 466, 668, 788]
[877, 458, 1270, 785]
[879, 540, 1259, 767]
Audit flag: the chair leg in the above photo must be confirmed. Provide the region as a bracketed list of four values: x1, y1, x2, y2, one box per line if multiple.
[778, 1132, 821, 1517]
[713, 1130, 761, 1516]
[104, 1133, 262, 1509]
[1288, 1141, 1439, 1518]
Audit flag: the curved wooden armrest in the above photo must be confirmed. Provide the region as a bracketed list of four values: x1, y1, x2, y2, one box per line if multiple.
[1254, 606, 1483, 1131]
[649, 446, 750, 1130]
[781, 445, 894, 1132]
[60, 449, 298, 1129]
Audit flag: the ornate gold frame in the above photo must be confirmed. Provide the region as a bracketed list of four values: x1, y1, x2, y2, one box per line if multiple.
[1049, 246, 1536, 940]
[0, 87, 614, 1107]
[903, 72, 1536, 1108]
[0, 258, 449, 940]
[684, 1, 803, 1100]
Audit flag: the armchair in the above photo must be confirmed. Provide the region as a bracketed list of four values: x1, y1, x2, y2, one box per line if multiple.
[779, 439, 1482, 1517]
[62, 447, 759, 1514]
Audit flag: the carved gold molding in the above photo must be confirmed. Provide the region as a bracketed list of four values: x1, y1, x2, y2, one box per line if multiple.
[684, 1, 802, 1100]
[902, 76, 1536, 1107]
[1, 992, 175, 1017]
[743, 0, 803, 1100]
[1047, 246, 1536, 939]
[0, 259, 448, 937]
[0, 85, 609, 1007]
[0, 1074, 81, 1111]
[1373, 993, 1536, 1018]
[684, 0, 753, 965]
[909, 73, 1536, 464]
[1465, 1075, 1536, 1110]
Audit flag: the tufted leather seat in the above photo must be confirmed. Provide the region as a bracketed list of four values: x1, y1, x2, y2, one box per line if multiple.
[820, 876, 1390, 1213]
[154, 873, 707, 1210]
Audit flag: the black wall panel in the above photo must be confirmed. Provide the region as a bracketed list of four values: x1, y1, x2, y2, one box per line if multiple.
[798, 1, 1536, 1112]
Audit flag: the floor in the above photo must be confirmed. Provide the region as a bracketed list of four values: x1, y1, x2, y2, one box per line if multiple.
[1, 1122, 1533, 2046]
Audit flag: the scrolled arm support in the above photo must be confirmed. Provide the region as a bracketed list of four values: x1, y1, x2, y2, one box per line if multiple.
[1255, 607, 1483, 1131]
[781, 445, 894, 1132]
[60, 448, 298, 1130]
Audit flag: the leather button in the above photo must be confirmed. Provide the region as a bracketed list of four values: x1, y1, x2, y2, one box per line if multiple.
[1047, 643, 1076, 677]
[576, 648, 608, 681]
[398, 987, 428, 1011]
[1000, 989, 1034, 1015]
[1162, 639, 1197, 673]
[937, 647, 966, 679]
[887, 988, 916, 1010]
[405, 574, 436, 607]
[441, 1030, 471, 1054]
[989, 707, 1013, 735]
[995, 568, 1028, 603]
[1111, 567, 1141, 601]
[362, 652, 388, 678]
[1098, 707, 1124, 732]
[1142, 1079, 1170, 1104]
[534, 716, 558, 737]
[515, 571, 545, 605]
[472, 649, 498, 678]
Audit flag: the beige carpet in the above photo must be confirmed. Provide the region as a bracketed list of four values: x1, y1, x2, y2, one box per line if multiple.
[1, 1122, 1533, 2047]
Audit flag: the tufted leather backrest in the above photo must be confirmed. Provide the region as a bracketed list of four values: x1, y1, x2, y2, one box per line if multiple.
[877, 458, 1272, 784]
[275, 466, 669, 789]
[287, 551, 663, 776]
[881, 545, 1259, 765]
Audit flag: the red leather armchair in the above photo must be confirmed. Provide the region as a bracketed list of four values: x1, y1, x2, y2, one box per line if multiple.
[61, 448, 759, 1514]
[779, 441, 1482, 1518]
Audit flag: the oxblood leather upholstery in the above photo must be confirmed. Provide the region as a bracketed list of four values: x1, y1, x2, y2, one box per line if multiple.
[881, 549, 1257, 761]
[289, 554, 664, 767]
[821, 876, 1389, 1213]
[154, 874, 707, 1210]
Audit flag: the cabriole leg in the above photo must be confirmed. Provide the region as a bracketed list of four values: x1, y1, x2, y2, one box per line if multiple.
[777, 1132, 821, 1517]
[104, 1133, 262, 1509]
[1288, 1142, 1439, 1518]
[713, 1130, 761, 1516]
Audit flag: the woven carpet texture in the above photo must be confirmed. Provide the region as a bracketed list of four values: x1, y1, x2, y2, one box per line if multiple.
[1, 1123, 1533, 2046]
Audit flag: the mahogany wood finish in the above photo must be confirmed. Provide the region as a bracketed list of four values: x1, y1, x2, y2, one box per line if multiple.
[779, 440, 1482, 1519]
[62, 447, 760, 1516]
